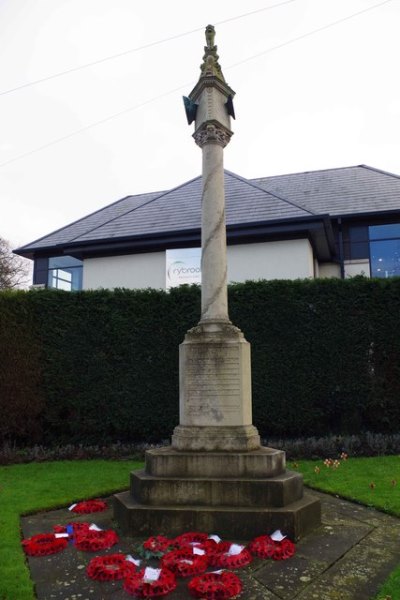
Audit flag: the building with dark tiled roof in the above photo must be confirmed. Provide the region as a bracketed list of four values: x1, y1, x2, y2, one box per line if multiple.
[15, 165, 400, 290]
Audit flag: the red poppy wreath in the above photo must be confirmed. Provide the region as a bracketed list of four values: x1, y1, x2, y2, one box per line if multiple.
[211, 544, 252, 569]
[74, 528, 118, 551]
[53, 522, 90, 536]
[22, 533, 68, 557]
[248, 535, 295, 560]
[174, 532, 209, 548]
[124, 567, 177, 598]
[138, 535, 176, 559]
[70, 499, 108, 514]
[161, 547, 209, 577]
[188, 571, 243, 599]
[87, 553, 136, 581]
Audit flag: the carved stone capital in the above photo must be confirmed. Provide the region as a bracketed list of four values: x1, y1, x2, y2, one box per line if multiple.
[193, 122, 232, 148]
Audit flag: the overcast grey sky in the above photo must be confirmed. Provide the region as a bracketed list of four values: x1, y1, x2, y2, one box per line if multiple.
[1, 0, 398, 250]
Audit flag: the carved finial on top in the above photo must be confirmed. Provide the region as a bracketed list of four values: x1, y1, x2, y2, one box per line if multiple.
[200, 24, 225, 82]
[205, 24, 215, 49]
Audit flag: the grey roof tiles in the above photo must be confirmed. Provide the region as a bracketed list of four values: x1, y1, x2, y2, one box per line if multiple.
[252, 165, 400, 216]
[16, 165, 400, 254]
[17, 171, 313, 252]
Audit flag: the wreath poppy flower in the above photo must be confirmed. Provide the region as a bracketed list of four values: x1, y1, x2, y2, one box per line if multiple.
[74, 528, 118, 551]
[272, 538, 295, 560]
[144, 535, 175, 552]
[211, 544, 252, 569]
[70, 499, 108, 514]
[247, 535, 276, 558]
[22, 533, 68, 556]
[161, 547, 209, 577]
[248, 535, 295, 560]
[188, 571, 243, 599]
[87, 553, 136, 581]
[53, 522, 90, 536]
[174, 532, 208, 547]
[137, 535, 176, 559]
[124, 567, 177, 598]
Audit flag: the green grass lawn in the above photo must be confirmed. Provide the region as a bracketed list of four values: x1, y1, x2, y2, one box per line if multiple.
[0, 459, 142, 600]
[1, 456, 400, 599]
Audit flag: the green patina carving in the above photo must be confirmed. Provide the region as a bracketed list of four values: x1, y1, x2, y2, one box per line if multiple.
[205, 24, 215, 49]
[200, 24, 225, 81]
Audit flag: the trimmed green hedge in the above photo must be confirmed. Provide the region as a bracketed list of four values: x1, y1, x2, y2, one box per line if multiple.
[1, 278, 400, 445]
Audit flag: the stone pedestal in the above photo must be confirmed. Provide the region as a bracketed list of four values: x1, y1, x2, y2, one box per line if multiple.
[114, 324, 321, 542]
[172, 322, 260, 451]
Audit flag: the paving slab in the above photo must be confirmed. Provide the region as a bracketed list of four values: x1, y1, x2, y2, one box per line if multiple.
[21, 489, 400, 599]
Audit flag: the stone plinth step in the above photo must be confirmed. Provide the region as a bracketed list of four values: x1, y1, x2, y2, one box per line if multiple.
[113, 490, 321, 541]
[145, 446, 285, 478]
[130, 469, 303, 508]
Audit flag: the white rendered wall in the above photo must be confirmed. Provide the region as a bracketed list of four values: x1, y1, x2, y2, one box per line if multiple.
[344, 259, 371, 278]
[227, 239, 314, 282]
[83, 239, 315, 290]
[318, 263, 341, 278]
[83, 252, 165, 290]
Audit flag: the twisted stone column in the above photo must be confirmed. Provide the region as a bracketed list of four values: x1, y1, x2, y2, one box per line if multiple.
[193, 122, 232, 324]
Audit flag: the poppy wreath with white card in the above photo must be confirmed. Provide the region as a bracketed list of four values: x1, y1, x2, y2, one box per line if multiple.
[69, 499, 108, 514]
[211, 543, 253, 569]
[161, 547, 209, 577]
[86, 553, 136, 581]
[124, 567, 177, 598]
[248, 531, 295, 561]
[74, 528, 118, 551]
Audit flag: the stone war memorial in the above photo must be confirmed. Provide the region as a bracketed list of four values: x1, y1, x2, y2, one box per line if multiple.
[114, 25, 321, 541]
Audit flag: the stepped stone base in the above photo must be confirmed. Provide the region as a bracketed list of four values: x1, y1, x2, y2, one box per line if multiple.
[114, 490, 321, 541]
[145, 446, 286, 478]
[113, 445, 321, 541]
[131, 469, 303, 508]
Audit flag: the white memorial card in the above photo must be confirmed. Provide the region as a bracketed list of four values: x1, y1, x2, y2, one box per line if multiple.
[270, 530, 286, 542]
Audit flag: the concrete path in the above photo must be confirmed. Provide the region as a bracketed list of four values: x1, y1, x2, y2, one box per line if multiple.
[21, 489, 400, 599]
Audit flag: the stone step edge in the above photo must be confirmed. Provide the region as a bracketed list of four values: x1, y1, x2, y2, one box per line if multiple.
[114, 490, 318, 513]
[132, 468, 301, 483]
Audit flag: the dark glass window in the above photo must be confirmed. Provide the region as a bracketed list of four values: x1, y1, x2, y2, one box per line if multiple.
[343, 225, 369, 260]
[33, 257, 49, 286]
[369, 224, 400, 278]
[344, 223, 400, 279]
[48, 256, 83, 291]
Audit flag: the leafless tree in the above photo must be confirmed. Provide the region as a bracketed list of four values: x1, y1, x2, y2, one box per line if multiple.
[0, 237, 30, 290]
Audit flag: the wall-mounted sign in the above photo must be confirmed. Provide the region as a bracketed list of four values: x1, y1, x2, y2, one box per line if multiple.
[166, 248, 201, 289]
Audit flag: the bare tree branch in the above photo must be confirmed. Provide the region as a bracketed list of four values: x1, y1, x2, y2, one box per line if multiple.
[0, 237, 30, 290]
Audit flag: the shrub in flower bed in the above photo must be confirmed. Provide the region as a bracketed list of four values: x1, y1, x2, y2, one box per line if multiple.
[5, 432, 400, 466]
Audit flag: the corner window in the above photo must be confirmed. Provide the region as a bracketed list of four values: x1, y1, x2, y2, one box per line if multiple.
[48, 256, 83, 290]
[345, 223, 400, 279]
[369, 224, 400, 278]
